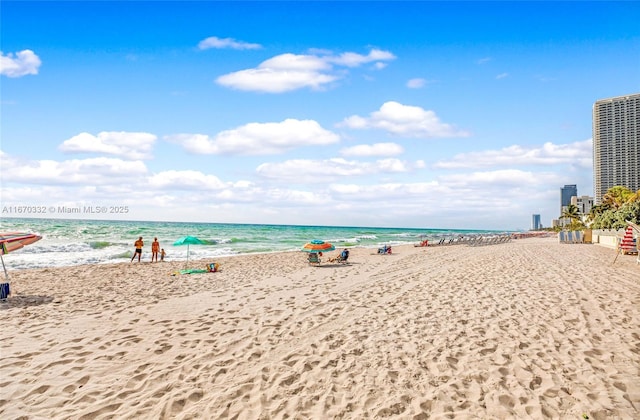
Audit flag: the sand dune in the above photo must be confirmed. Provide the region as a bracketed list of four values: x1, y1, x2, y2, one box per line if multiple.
[1, 237, 639, 419]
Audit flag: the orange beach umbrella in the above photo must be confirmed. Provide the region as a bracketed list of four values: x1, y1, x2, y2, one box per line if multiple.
[301, 239, 335, 253]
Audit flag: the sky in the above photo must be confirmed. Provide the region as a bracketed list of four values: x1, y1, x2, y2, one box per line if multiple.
[1, 1, 639, 230]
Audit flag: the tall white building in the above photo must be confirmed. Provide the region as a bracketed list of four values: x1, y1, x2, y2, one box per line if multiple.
[571, 195, 594, 216]
[592, 93, 640, 204]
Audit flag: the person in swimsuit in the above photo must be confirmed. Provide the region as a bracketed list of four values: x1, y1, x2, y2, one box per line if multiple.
[151, 237, 160, 262]
[131, 236, 143, 262]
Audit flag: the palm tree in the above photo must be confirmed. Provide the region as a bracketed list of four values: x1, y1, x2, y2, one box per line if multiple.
[561, 204, 583, 229]
[562, 204, 580, 221]
[586, 204, 606, 225]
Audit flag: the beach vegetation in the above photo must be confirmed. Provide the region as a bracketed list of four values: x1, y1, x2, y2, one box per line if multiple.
[590, 186, 640, 229]
[559, 204, 585, 230]
[561, 204, 581, 222]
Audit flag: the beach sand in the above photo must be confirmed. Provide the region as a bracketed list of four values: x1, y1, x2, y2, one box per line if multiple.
[1, 237, 639, 419]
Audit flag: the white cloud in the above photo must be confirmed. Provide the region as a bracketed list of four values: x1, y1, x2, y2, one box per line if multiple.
[1, 153, 147, 185]
[340, 101, 470, 138]
[216, 66, 337, 93]
[166, 119, 339, 155]
[496, 72, 509, 79]
[325, 48, 396, 67]
[0, 50, 41, 77]
[477, 57, 491, 64]
[256, 157, 415, 183]
[59, 131, 157, 160]
[406, 78, 426, 88]
[148, 170, 228, 190]
[0, 143, 572, 229]
[198, 36, 262, 50]
[340, 142, 404, 157]
[439, 169, 558, 187]
[434, 140, 593, 169]
[216, 48, 395, 93]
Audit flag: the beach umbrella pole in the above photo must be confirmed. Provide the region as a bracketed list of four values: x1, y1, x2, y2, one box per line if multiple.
[186, 244, 189, 269]
[1, 254, 8, 282]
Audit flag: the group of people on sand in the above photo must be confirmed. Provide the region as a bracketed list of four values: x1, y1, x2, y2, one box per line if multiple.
[130, 237, 166, 263]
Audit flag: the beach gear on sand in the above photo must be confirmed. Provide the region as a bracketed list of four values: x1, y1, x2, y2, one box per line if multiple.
[619, 226, 636, 254]
[172, 262, 219, 276]
[377, 245, 392, 254]
[0, 283, 10, 300]
[629, 221, 640, 264]
[612, 224, 638, 263]
[307, 252, 321, 265]
[172, 268, 208, 275]
[173, 235, 206, 269]
[0, 231, 43, 299]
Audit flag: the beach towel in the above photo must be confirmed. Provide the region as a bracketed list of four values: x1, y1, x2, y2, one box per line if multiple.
[171, 268, 209, 276]
[171, 263, 220, 276]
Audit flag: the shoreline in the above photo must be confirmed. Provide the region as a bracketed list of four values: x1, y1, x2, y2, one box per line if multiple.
[2, 238, 639, 418]
[0, 217, 520, 270]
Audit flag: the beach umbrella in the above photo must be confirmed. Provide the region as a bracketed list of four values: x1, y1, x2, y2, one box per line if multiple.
[301, 239, 335, 253]
[173, 236, 205, 268]
[613, 225, 637, 263]
[0, 232, 42, 297]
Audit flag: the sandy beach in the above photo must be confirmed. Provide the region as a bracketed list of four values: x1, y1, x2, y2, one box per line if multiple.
[1, 237, 639, 419]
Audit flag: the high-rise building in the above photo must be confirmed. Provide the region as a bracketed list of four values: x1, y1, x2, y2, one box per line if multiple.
[531, 214, 541, 230]
[560, 184, 577, 214]
[592, 93, 640, 204]
[571, 195, 594, 216]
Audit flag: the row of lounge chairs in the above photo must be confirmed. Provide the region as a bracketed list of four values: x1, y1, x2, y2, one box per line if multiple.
[467, 235, 512, 246]
[558, 230, 584, 244]
[428, 237, 469, 246]
[420, 234, 512, 247]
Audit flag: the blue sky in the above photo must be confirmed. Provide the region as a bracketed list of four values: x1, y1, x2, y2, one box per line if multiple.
[1, 1, 639, 230]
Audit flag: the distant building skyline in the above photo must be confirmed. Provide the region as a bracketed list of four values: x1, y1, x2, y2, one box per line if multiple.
[592, 93, 640, 204]
[531, 214, 542, 230]
[560, 184, 578, 215]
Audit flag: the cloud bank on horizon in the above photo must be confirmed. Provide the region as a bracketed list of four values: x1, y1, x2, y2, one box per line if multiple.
[1, 1, 637, 230]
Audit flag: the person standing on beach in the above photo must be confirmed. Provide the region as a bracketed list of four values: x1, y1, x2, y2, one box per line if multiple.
[131, 236, 143, 262]
[151, 237, 160, 262]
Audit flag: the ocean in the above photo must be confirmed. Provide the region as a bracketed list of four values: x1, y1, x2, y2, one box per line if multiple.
[0, 218, 507, 269]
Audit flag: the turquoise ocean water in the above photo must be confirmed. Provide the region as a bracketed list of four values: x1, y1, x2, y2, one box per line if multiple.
[0, 218, 508, 269]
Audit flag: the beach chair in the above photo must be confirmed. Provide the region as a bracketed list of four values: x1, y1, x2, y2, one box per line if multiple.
[558, 231, 567, 243]
[337, 249, 349, 264]
[574, 231, 584, 244]
[567, 231, 575, 243]
[328, 249, 350, 264]
[307, 253, 321, 266]
[377, 245, 392, 254]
